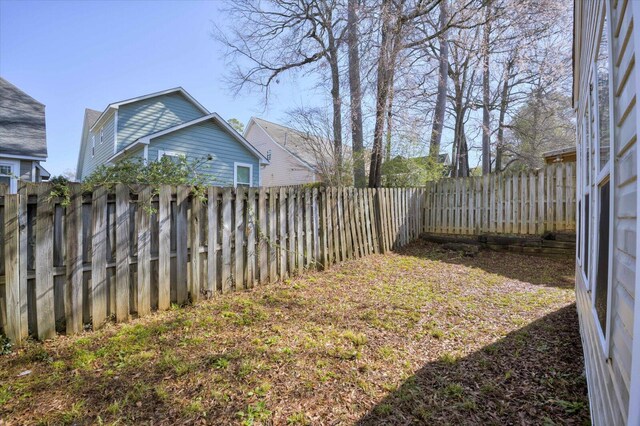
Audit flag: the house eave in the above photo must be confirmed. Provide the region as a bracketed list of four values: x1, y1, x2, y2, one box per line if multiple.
[0, 153, 47, 161]
[107, 139, 148, 163]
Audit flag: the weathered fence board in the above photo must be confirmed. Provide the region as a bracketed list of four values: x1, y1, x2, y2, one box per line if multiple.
[0, 162, 575, 342]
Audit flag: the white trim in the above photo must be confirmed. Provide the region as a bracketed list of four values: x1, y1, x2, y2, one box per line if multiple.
[89, 87, 209, 133]
[143, 146, 149, 163]
[107, 140, 147, 163]
[234, 162, 253, 187]
[113, 109, 118, 154]
[0, 159, 20, 193]
[0, 153, 47, 161]
[626, 1, 640, 424]
[139, 113, 268, 164]
[88, 108, 116, 133]
[100, 127, 104, 144]
[31, 162, 36, 182]
[91, 134, 96, 158]
[35, 163, 50, 179]
[588, 2, 614, 358]
[158, 150, 182, 160]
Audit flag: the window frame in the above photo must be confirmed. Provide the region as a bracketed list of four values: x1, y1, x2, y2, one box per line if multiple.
[0, 159, 20, 193]
[158, 150, 184, 162]
[588, 1, 615, 357]
[91, 134, 96, 158]
[234, 162, 253, 188]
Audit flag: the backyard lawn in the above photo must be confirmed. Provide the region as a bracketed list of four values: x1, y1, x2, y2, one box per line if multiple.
[0, 241, 589, 425]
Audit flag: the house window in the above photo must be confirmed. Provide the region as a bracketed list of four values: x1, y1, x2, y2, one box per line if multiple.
[596, 15, 610, 171]
[589, 7, 612, 346]
[0, 161, 19, 193]
[92, 135, 96, 157]
[234, 162, 252, 187]
[158, 150, 183, 164]
[595, 179, 610, 332]
[583, 194, 590, 278]
[100, 128, 104, 144]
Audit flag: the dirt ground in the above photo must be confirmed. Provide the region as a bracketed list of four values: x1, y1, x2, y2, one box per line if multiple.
[0, 242, 589, 425]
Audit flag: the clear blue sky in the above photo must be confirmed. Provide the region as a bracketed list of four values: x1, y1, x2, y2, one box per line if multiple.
[0, 0, 321, 177]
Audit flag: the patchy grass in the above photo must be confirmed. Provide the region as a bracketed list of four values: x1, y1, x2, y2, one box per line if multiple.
[0, 242, 589, 425]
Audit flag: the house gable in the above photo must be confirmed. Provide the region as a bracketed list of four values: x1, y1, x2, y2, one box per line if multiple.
[116, 91, 206, 152]
[244, 117, 319, 187]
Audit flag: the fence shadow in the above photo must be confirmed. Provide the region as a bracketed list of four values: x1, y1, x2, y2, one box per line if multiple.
[392, 240, 575, 289]
[356, 303, 589, 425]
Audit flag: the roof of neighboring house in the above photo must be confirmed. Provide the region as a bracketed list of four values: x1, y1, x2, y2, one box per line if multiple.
[409, 154, 451, 165]
[85, 108, 102, 129]
[0, 77, 47, 159]
[542, 146, 577, 164]
[108, 113, 269, 165]
[248, 117, 327, 170]
[76, 108, 103, 179]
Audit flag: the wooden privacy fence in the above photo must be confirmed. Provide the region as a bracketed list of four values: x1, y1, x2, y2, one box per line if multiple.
[423, 163, 576, 235]
[0, 183, 426, 343]
[0, 162, 576, 343]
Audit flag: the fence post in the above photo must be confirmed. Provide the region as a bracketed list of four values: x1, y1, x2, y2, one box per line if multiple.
[158, 185, 171, 309]
[36, 183, 56, 339]
[4, 194, 25, 344]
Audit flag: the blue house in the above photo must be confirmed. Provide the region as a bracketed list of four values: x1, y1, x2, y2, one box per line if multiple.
[76, 87, 268, 186]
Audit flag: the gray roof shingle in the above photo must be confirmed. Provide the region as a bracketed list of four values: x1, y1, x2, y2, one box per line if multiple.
[0, 77, 47, 158]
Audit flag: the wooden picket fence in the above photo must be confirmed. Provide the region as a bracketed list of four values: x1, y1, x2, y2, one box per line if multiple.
[423, 163, 576, 235]
[0, 183, 426, 344]
[0, 162, 575, 343]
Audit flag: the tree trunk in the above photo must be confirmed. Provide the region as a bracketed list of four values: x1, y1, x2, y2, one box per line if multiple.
[369, 0, 395, 188]
[327, 45, 343, 184]
[347, 0, 366, 187]
[495, 59, 513, 172]
[385, 83, 395, 162]
[428, 0, 449, 160]
[481, 1, 492, 175]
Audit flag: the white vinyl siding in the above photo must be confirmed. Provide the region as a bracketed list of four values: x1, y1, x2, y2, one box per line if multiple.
[575, 0, 638, 424]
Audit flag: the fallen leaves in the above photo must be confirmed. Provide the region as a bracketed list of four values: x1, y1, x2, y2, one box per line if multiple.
[0, 242, 588, 425]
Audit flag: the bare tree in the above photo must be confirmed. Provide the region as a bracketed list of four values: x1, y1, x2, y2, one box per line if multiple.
[480, 0, 492, 175]
[347, 0, 366, 187]
[215, 0, 346, 180]
[287, 107, 353, 186]
[428, 0, 449, 161]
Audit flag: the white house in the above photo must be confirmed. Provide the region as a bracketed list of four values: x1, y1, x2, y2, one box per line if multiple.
[573, 1, 640, 424]
[244, 117, 322, 186]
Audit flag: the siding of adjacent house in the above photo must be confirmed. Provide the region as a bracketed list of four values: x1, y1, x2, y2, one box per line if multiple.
[574, 1, 639, 424]
[116, 92, 204, 152]
[244, 120, 317, 186]
[78, 113, 116, 179]
[150, 119, 260, 187]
